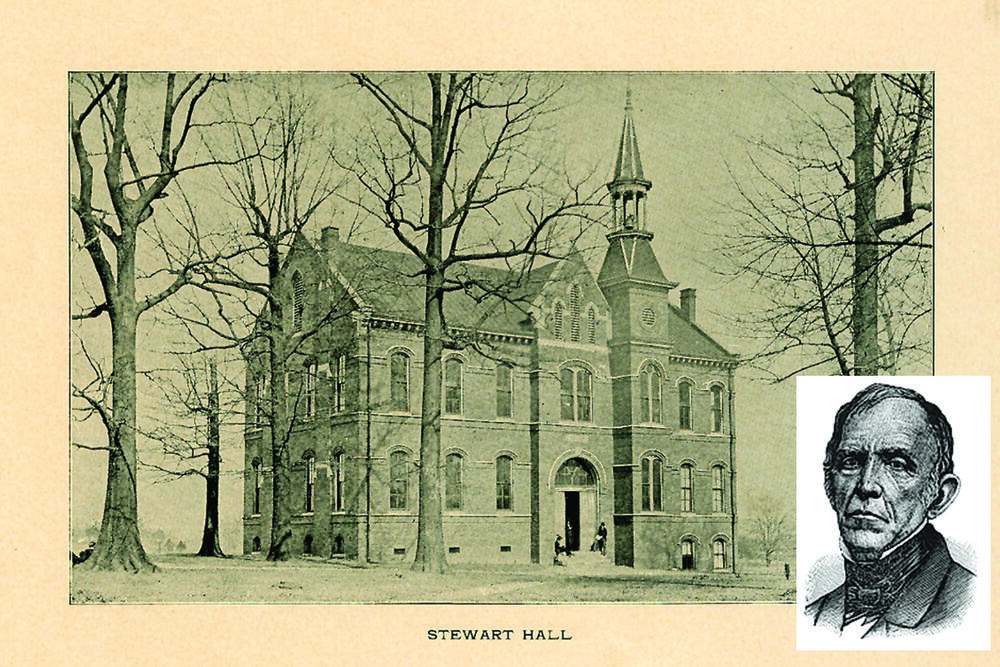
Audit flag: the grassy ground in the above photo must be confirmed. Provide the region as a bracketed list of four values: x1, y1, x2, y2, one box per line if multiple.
[71, 553, 795, 604]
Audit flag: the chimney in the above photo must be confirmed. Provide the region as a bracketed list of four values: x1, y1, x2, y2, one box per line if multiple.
[680, 288, 696, 323]
[321, 226, 339, 253]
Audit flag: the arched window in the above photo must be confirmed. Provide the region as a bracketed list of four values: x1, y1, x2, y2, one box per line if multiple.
[586, 306, 597, 344]
[389, 451, 408, 510]
[681, 538, 695, 570]
[304, 454, 316, 512]
[389, 352, 409, 412]
[252, 458, 262, 515]
[292, 271, 304, 332]
[554, 457, 597, 488]
[680, 463, 693, 512]
[332, 452, 344, 512]
[251, 536, 261, 553]
[496, 363, 513, 418]
[713, 538, 728, 570]
[639, 365, 662, 424]
[560, 367, 592, 422]
[712, 465, 725, 513]
[711, 385, 724, 433]
[641, 455, 663, 511]
[678, 380, 693, 430]
[496, 455, 513, 510]
[443, 357, 463, 415]
[569, 285, 582, 342]
[553, 302, 564, 339]
[445, 452, 463, 510]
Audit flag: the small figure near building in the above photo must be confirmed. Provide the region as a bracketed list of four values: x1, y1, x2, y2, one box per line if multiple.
[594, 522, 608, 556]
[554, 534, 567, 566]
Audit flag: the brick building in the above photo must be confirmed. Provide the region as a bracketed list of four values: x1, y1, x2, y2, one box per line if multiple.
[243, 93, 739, 570]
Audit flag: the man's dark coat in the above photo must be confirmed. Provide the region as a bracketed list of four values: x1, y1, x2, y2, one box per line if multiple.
[804, 525, 974, 637]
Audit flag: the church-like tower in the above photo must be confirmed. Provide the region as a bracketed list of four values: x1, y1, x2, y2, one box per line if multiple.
[599, 89, 679, 567]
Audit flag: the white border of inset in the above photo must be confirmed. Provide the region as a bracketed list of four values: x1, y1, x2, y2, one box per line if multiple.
[796, 376, 990, 651]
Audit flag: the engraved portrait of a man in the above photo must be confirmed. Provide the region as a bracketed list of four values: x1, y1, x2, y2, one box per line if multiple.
[803, 383, 975, 639]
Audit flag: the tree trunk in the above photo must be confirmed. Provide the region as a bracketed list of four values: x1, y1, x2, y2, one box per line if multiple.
[198, 360, 225, 557]
[80, 226, 155, 572]
[851, 73, 880, 375]
[411, 75, 449, 573]
[412, 268, 448, 573]
[267, 247, 293, 561]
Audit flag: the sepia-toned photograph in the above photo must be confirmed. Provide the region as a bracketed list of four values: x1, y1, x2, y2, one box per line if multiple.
[797, 376, 990, 650]
[70, 71, 933, 604]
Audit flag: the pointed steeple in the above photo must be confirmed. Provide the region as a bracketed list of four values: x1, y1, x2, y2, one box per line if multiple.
[607, 85, 652, 234]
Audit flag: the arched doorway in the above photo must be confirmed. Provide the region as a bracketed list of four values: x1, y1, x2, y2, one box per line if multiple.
[553, 457, 598, 553]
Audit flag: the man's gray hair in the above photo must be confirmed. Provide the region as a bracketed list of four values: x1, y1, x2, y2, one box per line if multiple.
[823, 383, 954, 501]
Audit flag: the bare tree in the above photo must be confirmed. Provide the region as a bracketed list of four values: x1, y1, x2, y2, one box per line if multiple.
[746, 495, 790, 568]
[348, 73, 602, 572]
[144, 356, 232, 557]
[165, 81, 347, 561]
[721, 73, 932, 380]
[70, 73, 229, 571]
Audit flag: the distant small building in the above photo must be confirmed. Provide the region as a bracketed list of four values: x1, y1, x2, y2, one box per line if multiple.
[243, 93, 738, 570]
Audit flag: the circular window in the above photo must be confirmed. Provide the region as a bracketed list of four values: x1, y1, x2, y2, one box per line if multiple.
[640, 307, 656, 328]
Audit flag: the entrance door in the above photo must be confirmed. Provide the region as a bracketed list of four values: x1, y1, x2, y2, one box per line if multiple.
[564, 491, 580, 551]
[681, 539, 694, 570]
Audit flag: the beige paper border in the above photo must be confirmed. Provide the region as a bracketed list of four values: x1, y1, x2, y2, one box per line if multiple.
[4, 1, 999, 663]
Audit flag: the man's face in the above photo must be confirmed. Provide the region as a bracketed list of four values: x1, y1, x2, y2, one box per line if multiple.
[828, 398, 941, 560]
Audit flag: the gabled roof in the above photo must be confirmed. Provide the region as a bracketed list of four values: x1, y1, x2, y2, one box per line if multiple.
[327, 241, 558, 336]
[667, 305, 733, 360]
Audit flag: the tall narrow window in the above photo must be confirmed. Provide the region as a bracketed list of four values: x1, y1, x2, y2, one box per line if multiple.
[305, 363, 317, 417]
[678, 380, 693, 430]
[711, 385, 724, 433]
[641, 456, 663, 511]
[332, 452, 344, 511]
[712, 465, 724, 513]
[639, 365, 662, 424]
[560, 367, 593, 422]
[680, 463, 693, 512]
[304, 454, 316, 512]
[389, 451, 408, 510]
[713, 539, 727, 570]
[569, 285, 582, 342]
[390, 352, 409, 412]
[331, 354, 346, 413]
[445, 453, 463, 510]
[253, 376, 266, 427]
[444, 357, 463, 415]
[252, 458, 262, 515]
[586, 306, 597, 344]
[553, 302, 564, 339]
[576, 368, 592, 422]
[496, 363, 513, 418]
[292, 271, 304, 332]
[496, 455, 513, 510]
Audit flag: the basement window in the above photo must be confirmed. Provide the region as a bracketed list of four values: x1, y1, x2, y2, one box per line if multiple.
[393, 547, 406, 555]
[499, 545, 512, 553]
[448, 546, 461, 554]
